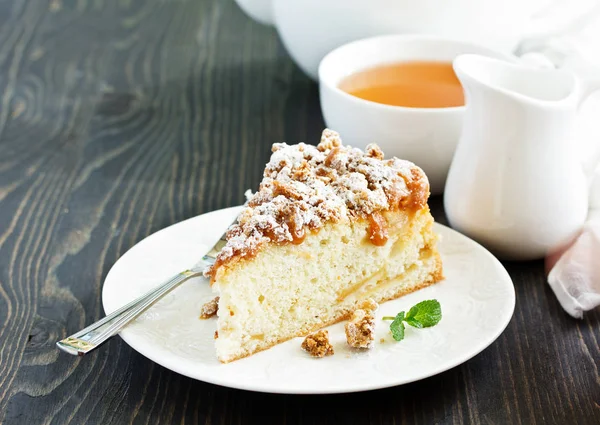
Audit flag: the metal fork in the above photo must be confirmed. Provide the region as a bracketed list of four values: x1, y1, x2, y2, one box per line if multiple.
[56, 216, 233, 356]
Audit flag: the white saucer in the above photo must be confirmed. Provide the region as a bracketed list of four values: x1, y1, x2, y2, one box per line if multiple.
[102, 205, 515, 394]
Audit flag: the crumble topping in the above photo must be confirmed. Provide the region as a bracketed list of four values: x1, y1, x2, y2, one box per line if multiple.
[204, 128, 429, 278]
[301, 329, 335, 358]
[345, 299, 379, 349]
[199, 296, 219, 319]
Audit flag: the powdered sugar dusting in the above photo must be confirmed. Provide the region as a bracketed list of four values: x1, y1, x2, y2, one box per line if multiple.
[205, 129, 429, 278]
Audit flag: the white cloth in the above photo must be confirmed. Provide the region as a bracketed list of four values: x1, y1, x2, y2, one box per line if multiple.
[527, 6, 600, 318]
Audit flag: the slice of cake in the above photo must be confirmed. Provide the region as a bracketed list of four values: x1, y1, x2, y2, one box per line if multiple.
[204, 129, 443, 363]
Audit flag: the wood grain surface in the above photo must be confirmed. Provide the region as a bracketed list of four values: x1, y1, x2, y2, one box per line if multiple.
[0, 0, 598, 424]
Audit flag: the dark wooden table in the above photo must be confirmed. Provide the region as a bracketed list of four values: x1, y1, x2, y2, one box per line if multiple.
[0, 1, 598, 424]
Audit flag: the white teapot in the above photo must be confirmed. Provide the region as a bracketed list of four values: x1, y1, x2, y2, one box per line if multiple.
[235, 0, 597, 80]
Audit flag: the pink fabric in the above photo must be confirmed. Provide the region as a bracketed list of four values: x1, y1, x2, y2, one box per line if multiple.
[547, 210, 600, 318]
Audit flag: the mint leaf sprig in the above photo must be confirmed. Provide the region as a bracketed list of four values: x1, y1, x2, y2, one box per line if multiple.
[382, 299, 442, 341]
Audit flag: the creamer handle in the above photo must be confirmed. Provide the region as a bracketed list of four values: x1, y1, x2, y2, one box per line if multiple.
[563, 48, 600, 187]
[234, 0, 275, 26]
[575, 72, 600, 109]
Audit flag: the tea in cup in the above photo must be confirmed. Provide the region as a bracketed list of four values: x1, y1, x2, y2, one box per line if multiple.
[337, 60, 465, 108]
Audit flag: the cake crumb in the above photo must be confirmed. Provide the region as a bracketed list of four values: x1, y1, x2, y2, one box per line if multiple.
[200, 296, 219, 319]
[301, 330, 334, 358]
[358, 298, 378, 312]
[214, 331, 219, 339]
[345, 298, 379, 349]
[380, 338, 385, 343]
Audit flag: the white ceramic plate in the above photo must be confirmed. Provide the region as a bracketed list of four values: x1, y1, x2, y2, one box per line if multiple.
[102, 205, 515, 394]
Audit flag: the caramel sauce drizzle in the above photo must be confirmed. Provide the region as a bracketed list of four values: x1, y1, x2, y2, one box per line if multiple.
[367, 212, 389, 246]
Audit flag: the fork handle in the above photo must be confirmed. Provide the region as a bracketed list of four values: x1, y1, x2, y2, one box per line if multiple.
[56, 268, 204, 356]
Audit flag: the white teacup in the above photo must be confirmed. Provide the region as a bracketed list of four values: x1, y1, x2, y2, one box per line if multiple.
[318, 35, 518, 195]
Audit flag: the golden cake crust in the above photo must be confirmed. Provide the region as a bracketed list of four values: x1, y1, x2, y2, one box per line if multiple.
[205, 129, 430, 280]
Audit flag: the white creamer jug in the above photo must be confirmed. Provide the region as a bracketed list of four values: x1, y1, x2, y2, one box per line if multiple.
[444, 54, 600, 260]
